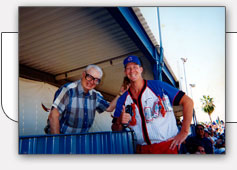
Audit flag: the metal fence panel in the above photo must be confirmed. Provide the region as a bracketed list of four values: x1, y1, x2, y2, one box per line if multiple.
[19, 131, 135, 154]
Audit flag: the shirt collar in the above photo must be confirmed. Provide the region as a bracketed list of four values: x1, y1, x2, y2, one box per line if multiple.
[78, 79, 93, 96]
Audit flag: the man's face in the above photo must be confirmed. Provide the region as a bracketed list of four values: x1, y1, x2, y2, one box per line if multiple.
[124, 62, 143, 82]
[81, 68, 101, 92]
[197, 146, 206, 154]
[196, 125, 205, 138]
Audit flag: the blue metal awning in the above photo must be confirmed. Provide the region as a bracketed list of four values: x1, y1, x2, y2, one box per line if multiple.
[107, 7, 177, 87]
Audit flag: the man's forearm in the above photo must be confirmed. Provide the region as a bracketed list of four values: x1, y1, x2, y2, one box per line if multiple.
[169, 95, 194, 150]
[49, 119, 60, 134]
[179, 95, 194, 134]
[48, 108, 60, 134]
[106, 95, 120, 112]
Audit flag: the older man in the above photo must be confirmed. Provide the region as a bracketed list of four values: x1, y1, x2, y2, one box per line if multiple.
[46, 64, 121, 134]
[112, 56, 194, 154]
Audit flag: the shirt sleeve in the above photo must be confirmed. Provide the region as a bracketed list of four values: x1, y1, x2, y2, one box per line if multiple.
[158, 81, 185, 106]
[96, 92, 110, 113]
[148, 80, 185, 106]
[172, 91, 185, 105]
[51, 86, 70, 114]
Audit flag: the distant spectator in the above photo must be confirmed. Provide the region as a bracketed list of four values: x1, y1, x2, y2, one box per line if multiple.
[185, 124, 213, 154]
[209, 129, 217, 143]
[214, 138, 225, 154]
[204, 128, 215, 146]
[195, 145, 206, 154]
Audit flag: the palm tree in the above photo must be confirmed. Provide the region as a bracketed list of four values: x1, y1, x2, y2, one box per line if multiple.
[201, 95, 215, 123]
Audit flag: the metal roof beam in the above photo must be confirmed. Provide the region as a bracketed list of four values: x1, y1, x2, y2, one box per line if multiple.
[55, 50, 140, 81]
[107, 7, 177, 87]
[19, 64, 65, 87]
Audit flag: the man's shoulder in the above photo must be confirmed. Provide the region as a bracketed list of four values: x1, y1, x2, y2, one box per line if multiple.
[54, 81, 81, 97]
[203, 137, 213, 144]
[120, 91, 129, 100]
[146, 80, 163, 93]
[147, 80, 163, 87]
[147, 80, 162, 83]
[186, 135, 197, 142]
[62, 80, 80, 90]
[90, 88, 102, 96]
[190, 136, 212, 145]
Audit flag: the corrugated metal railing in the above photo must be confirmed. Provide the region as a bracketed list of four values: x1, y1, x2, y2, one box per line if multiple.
[19, 130, 136, 154]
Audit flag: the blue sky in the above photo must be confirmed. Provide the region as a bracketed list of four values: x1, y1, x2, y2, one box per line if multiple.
[139, 7, 225, 122]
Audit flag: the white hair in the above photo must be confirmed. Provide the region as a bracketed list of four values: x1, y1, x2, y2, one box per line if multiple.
[85, 64, 103, 78]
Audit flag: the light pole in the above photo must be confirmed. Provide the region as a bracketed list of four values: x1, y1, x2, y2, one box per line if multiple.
[189, 83, 196, 99]
[189, 83, 197, 125]
[179, 76, 183, 91]
[181, 57, 188, 95]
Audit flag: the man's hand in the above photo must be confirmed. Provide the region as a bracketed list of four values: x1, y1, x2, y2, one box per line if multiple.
[121, 105, 131, 125]
[111, 105, 131, 131]
[168, 94, 194, 150]
[168, 130, 189, 150]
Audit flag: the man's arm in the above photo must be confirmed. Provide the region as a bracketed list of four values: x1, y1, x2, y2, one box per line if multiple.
[106, 94, 120, 112]
[179, 94, 194, 133]
[107, 81, 130, 112]
[48, 108, 60, 134]
[169, 94, 194, 150]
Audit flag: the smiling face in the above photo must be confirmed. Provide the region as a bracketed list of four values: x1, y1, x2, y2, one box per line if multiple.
[81, 67, 101, 93]
[124, 62, 143, 82]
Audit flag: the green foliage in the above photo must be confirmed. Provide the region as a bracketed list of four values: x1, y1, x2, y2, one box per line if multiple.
[201, 95, 215, 122]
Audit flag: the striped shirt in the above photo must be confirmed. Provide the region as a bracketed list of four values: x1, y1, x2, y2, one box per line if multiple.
[51, 80, 109, 134]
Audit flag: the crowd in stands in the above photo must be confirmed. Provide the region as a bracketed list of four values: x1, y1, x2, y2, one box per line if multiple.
[179, 119, 225, 154]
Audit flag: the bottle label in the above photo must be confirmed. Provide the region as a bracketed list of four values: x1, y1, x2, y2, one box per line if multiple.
[162, 94, 173, 112]
[144, 107, 153, 123]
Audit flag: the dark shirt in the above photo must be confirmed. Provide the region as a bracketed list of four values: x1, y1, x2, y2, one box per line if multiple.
[186, 136, 214, 154]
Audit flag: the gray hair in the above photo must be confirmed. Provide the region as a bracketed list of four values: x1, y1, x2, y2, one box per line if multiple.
[85, 64, 103, 78]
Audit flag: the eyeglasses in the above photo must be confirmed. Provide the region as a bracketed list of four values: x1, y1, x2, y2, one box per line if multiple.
[197, 127, 204, 130]
[85, 72, 101, 85]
